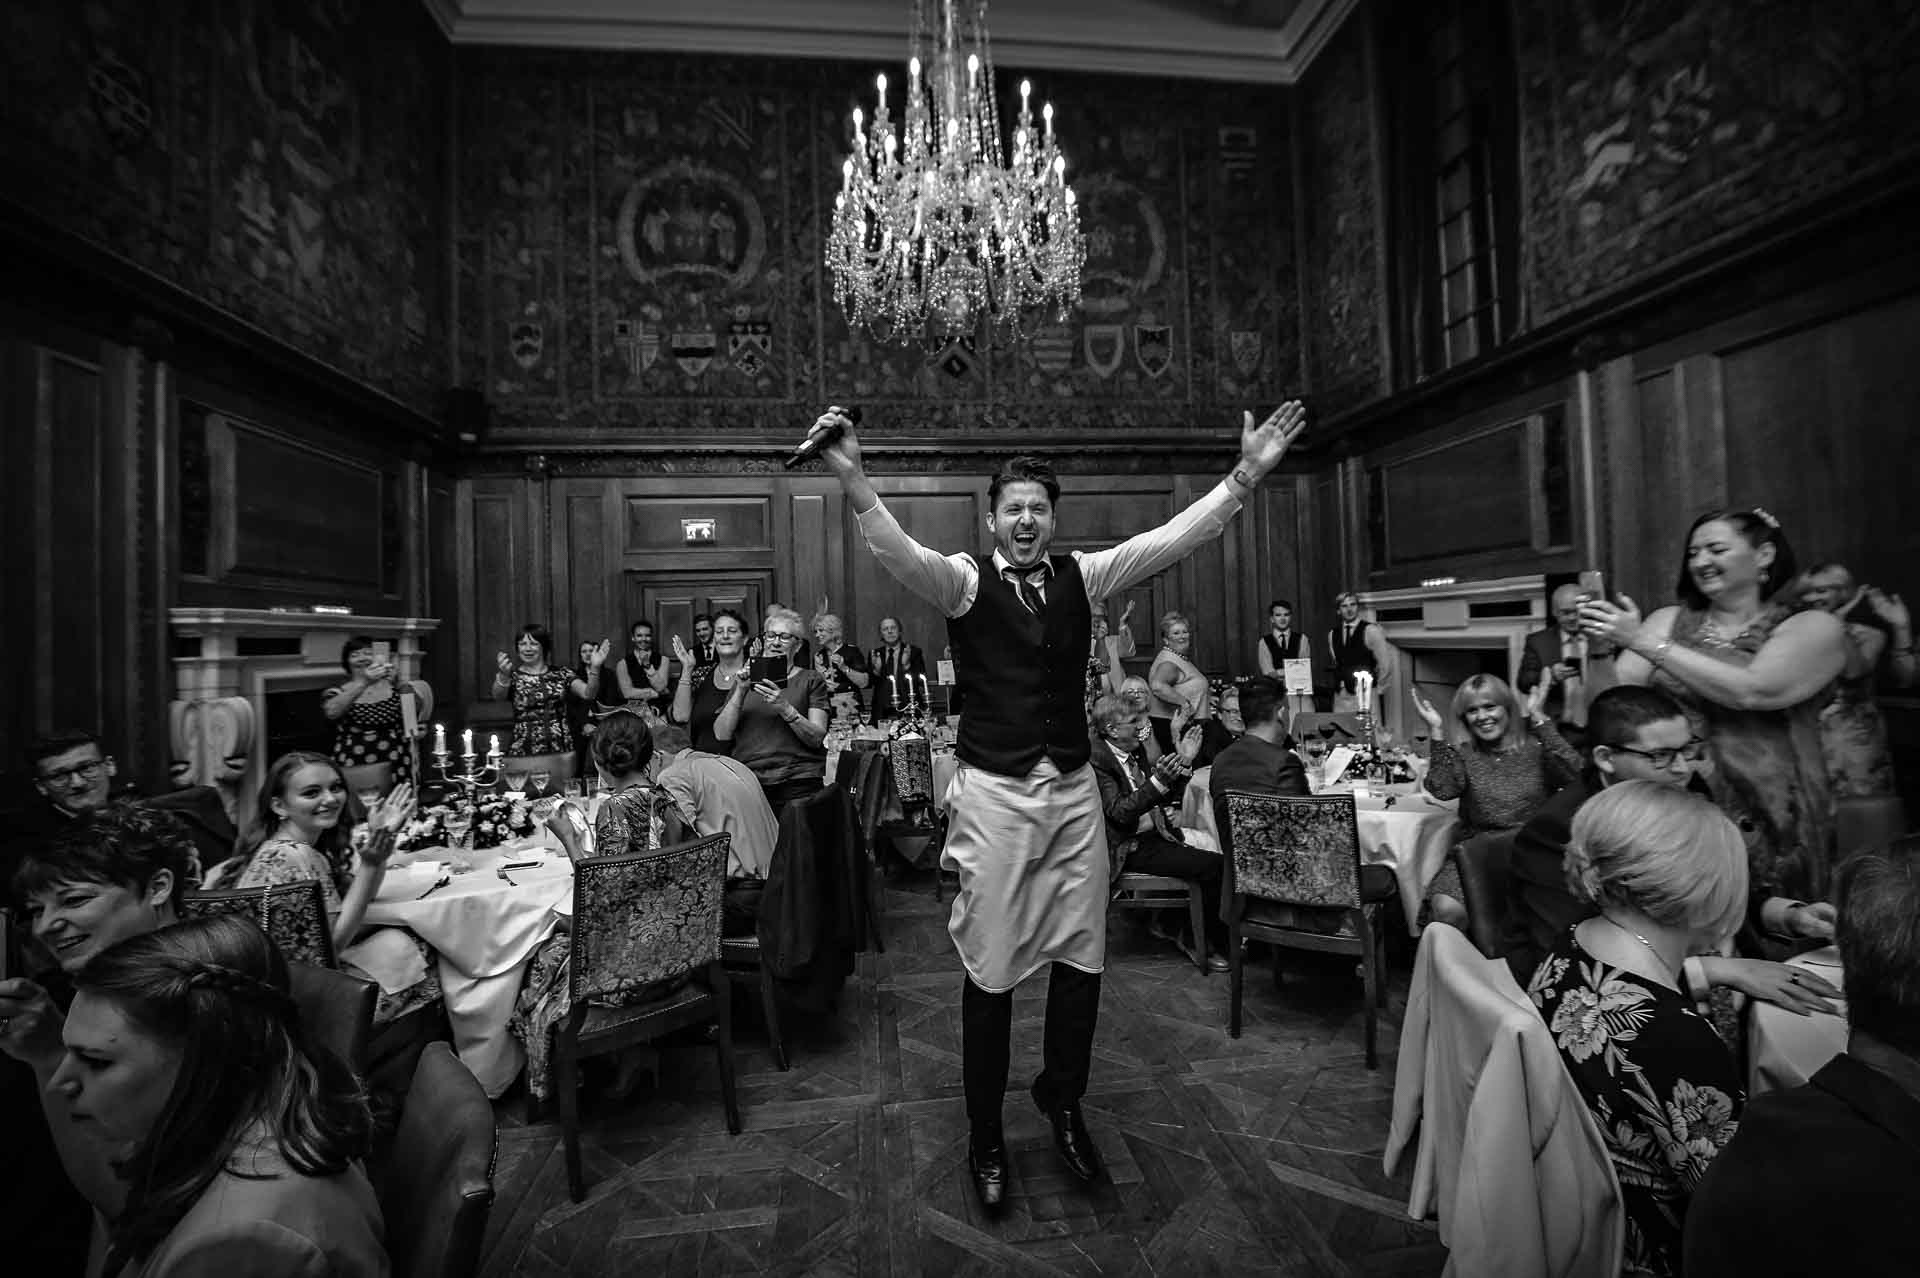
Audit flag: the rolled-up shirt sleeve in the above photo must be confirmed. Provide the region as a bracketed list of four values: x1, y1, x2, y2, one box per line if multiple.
[854, 495, 981, 617]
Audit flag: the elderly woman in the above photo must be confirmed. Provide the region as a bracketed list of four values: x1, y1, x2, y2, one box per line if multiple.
[323, 635, 428, 791]
[56, 916, 383, 1276]
[811, 611, 871, 718]
[1799, 562, 1900, 798]
[1412, 673, 1581, 835]
[1582, 509, 1848, 903]
[494, 623, 605, 758]
[716, 605, 831, 811]
[1148, 610, 1210, 754]
[1529, 781, 1751, 1278]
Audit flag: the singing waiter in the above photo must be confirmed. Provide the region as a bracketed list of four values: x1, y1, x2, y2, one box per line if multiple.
[806, 400, 1307, 1210]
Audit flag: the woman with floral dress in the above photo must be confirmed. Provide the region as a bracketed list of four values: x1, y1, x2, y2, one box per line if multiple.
[494, 623, 605, 758]
[1528, 781, 1751, 1277]
[512, 712, 680, 1103]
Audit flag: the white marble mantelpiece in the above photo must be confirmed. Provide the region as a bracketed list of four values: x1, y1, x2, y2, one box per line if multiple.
[1357, 576, 1546, 741]
[169, 609, 440, 816]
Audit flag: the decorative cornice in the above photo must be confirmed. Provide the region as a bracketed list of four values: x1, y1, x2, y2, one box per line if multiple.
[439, 0, 1346, 84]
[454, 445, 1282, 479]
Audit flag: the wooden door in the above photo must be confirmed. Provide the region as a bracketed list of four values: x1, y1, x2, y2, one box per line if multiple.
[625, 569, 773, 673]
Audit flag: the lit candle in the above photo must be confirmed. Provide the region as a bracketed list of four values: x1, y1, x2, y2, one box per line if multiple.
[919, 673, 930, 709]
[434, 723, 446, 755]
[488, 733, 500, 763]
[889, 674, 899, 708]
[461, 728, 474, 758]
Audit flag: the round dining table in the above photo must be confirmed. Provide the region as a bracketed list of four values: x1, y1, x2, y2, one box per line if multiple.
[1747, 944, 1848, 1096]
[365, 837, 572, 1097]
[1178, 768, 1460, 935]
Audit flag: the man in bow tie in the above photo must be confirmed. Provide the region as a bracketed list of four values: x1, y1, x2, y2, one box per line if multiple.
[804, 399, 1308, 1213]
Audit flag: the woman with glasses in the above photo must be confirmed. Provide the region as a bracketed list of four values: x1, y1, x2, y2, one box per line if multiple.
[714, 606, 831, 811]
[1581, 509, 1848, 905]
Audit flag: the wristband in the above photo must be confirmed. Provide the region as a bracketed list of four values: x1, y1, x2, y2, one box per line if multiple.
[1647, 638, 1673, 667]
[1230, 464, 1259, 491]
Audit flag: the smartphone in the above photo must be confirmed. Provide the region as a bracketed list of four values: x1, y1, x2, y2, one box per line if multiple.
[1576, 569, 1605, 605]
[750, 656, 788, 685]
[371, 640, 392, 666]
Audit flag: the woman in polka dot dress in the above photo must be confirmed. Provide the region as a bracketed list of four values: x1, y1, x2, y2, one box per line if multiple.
[325, 636, 424, 789]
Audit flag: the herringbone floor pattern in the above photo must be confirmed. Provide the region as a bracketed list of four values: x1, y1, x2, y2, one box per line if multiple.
[479, 876, 1447, 1276]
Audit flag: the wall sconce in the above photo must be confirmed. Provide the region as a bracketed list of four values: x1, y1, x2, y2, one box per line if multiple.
[681, 518, 717, 545]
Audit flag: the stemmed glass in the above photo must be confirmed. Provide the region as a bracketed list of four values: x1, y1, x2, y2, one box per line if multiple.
[442, 808, 474, 873]
[503, 763, 531, 796]
[529, 768, 553, 797]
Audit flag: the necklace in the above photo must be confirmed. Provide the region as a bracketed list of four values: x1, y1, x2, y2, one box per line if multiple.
[1600, 915, 1679, 985]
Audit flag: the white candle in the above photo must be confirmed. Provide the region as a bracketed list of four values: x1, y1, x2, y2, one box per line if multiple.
[919, 673, 930, 706]
[461, 727, 474, 757]
[488, 733, 500, 763]
[889, 674, 899, 707]
[434, 723, 446, 754]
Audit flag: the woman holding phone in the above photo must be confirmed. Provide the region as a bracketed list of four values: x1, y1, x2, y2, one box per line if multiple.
[324, 635, 427, 790]
[714, 605, 831, 811]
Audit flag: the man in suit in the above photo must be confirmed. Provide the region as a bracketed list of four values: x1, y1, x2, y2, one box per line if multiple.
[1207, 676, 1308, 804]
[869, 615, 928, 721]
[1516, 583, 1611, 731]
[1505, 685, 1839, 1007]
[1087, 693, 1227, 971]
[1685, 836, 1920, 1278]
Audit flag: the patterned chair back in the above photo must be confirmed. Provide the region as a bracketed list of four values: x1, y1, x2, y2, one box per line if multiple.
[180, 880, 338, 969]
[887, 737, 934, 806]
[1221, 791, 1363, 910]
[568, 832, 730, 1003]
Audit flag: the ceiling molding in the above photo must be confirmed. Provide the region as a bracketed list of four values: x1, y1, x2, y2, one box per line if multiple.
[433, 0, 1352, 84]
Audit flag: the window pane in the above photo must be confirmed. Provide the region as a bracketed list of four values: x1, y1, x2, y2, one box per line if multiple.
[1439, 213, 1474, 272]
[1446, 320, 1480, 366]
[1435, 114, 1472, 165]
[1434, 70, 1468, 121]
[1438, 163, 1474, 215]
[1443, 264, 1480, 325]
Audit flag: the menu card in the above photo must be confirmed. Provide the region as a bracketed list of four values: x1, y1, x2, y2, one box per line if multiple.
[1322, 746, 1356, 787]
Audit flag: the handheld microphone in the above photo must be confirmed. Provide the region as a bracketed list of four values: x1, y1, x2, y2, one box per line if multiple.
[784, 406, 862, 470]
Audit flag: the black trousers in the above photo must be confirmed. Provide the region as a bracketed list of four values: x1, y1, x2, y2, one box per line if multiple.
[1125, 833, 1227, 949]
[961, 963, 1101, 1136]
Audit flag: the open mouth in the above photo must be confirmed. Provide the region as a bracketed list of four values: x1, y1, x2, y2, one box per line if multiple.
[53, 935, 89, 953]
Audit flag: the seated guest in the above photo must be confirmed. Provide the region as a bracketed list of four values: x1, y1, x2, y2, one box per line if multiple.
[671, 608, 750, 751]
[1117, 676, 1163, 764]
[810, 611, 871, 717]
[654, 730, 779, 937]
[8, 731, 128, 849]
[582, 710, 669, 856]
[1528, 782, 1750, 1278]
[55, 915, 384, 1277]
[1194, 681, 1247, 768]
[715, 606, 831, 812]
[870, 615, 928, 721]
[224, 753, 426, 1023]
[1, 804, 203, 1253]
[1208, 677, 1308, 802]
[1088, 694, 1228, 970]
[1413, 673, 1582, 835]
[1684, 836, 1920, 1277]
[1085, 599, 1138, 710]
[1506, 686, 1838, 996]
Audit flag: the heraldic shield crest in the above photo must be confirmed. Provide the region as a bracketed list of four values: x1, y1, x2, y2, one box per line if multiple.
[1135, 324, 1172, 378]
[1230, 330, 1263, 378]
[1083, 325, 1125, 378]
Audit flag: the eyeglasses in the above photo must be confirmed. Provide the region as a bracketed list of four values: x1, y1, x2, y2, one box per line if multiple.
[760, 631, 801, 644]
[40, 758, 109, 786]
[1610, 740, 1708, 770]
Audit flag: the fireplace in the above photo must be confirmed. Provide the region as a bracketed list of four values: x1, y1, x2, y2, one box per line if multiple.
[1356, 576, 1546, 741]
[169, 608, 439, 818]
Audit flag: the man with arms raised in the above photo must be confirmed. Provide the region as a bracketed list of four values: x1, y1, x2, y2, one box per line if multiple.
[806, 401, 1306, 1210]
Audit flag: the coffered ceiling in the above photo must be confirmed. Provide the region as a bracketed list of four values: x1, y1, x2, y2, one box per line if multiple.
[421, 0, 1357, 83]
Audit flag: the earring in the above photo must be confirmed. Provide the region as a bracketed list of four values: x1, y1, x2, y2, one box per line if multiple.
[1760, 568, 1770, 585]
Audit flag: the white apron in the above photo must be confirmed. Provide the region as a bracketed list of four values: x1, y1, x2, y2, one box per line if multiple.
[940, 755, 1110, 993]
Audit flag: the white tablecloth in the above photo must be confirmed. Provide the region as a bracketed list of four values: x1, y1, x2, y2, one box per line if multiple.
[1180, 768, 1459, 935]
[365, 838, 571, 1097]
[1748, 945, 1848, 1097]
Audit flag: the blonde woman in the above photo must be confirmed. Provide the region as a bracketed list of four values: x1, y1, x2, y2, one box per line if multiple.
[1412, 672, 1581, 834]
[1528, 781, 1750, 1277]
[1148, 610, 1209, 754]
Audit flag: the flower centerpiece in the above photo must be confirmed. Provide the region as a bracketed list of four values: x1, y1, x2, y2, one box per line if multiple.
[397, 792, 535, 852]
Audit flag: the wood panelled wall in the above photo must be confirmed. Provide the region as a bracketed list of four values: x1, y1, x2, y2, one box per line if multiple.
[446, 466, 1325, 722]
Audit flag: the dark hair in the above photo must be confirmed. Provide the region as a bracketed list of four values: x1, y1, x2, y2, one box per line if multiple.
[1836, 836, 1920, 1058]
[232, 752, 355, 887]
[1586, 685, 1690, 751]
[628, 619, 654, 642]
[1674, 509, 1800, 610]
[987, 455, 1061, 510]
[28, 730, 104, 771]
[1267, 599, 1294, 616]
[11, 803, 200, 909]
[693, 613, 712, 628]
[338, 635, 375, 676]
[513, 622, 555, 665]
[80, 915, 371, 1274]
[1237, 676, 1286, 729]
[592, 710, 655, 778]
[710, 608, 748, 635]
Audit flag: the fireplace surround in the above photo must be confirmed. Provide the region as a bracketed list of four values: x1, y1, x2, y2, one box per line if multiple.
[1356, 576, 1546, 741]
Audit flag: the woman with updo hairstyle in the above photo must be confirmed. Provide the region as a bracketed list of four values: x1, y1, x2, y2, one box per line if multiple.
[53, 914, 385, 1277]
[589, 709, 670, 857]
[1527, 781, 1749, 1278]
[1582, 507, 1846, 906]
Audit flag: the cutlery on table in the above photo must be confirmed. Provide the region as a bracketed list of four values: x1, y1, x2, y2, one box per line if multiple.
[497, 858, 542, 887]
[415, 874, 451, 900]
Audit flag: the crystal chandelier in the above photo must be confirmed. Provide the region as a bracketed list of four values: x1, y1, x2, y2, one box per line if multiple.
[826, 0, 1086, 345]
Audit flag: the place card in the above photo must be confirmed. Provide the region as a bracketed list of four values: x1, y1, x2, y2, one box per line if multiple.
[1322, 746, 1355, 786]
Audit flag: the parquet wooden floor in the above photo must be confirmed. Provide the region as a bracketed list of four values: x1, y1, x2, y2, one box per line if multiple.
[480, 876, 1448, 1276]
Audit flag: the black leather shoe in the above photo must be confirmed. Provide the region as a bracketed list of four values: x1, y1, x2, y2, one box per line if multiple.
[1031, 1086, 1103, 1182]
[968, 1139, 1008, 1210]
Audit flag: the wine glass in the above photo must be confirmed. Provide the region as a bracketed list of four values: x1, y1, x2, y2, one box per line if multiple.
[503, 762, 531, 795]
[355, 786, 383, 816]
[529, 768, 553, 797]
